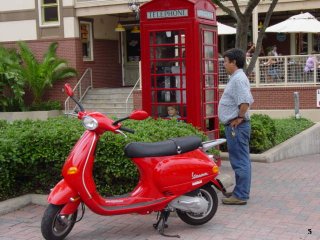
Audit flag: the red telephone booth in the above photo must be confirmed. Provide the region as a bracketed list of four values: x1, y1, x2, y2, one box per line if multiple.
[140, 0, 219, 139]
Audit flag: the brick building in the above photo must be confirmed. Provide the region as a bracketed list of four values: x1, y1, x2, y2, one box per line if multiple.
[1, 0, 320, 114]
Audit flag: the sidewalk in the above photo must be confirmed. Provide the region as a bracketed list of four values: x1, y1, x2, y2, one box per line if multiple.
[0, 154, 320, 240]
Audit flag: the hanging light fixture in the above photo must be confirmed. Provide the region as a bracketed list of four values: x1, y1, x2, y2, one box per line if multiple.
[128, 0, 140, 19]
[131, 26, 140, 33]
[115, 22, 125, 32]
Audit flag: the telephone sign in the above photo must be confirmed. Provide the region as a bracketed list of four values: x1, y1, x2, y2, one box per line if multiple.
[147, 9, 188, 19]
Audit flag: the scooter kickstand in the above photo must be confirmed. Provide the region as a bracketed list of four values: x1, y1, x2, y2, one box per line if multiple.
[153, 210, 180, 238]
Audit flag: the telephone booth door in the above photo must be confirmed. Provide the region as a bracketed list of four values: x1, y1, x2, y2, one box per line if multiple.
[146, 29, 188, 121]
[140, 0, 219, 139]
[200, 26, 219, 139]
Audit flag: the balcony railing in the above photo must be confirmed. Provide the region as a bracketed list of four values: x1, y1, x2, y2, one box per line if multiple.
[219, 54, 320, 87]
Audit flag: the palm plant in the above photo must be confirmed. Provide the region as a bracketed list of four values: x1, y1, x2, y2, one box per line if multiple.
[18, 42, 77, 104]
[0, 45, 25, 111]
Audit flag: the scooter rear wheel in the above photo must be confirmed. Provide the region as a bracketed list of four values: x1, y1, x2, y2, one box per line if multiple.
[41, 204, 78, 240]
[177, 184, 218, 225]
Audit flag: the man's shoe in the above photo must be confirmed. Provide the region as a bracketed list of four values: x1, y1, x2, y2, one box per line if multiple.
[223, 191, 233, 198]
[222, 196, 247, 205]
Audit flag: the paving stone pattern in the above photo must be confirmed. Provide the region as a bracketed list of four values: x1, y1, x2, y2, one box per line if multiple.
[0, 154, 320, 240]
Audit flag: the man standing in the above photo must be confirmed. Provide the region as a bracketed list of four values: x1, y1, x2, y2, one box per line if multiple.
[218, 48, 254, 205]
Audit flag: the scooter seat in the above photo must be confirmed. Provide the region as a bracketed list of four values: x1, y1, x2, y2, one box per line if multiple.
[124, 136, 202, 158]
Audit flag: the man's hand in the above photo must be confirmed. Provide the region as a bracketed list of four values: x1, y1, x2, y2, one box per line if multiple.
[231, 117, 244, 128]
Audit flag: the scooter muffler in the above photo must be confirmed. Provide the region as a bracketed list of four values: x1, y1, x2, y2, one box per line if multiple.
[168, 195, 208, 214]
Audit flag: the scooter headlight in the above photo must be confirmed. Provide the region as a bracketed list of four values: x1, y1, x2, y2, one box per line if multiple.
[82, 116, 98, 130]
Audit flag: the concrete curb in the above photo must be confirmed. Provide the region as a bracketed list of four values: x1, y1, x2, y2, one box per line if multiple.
[221, 122, 320, 163]
[0, 194, 48, 215]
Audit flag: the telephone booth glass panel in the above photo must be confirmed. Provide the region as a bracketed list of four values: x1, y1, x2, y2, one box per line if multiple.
[201, 27, 219, 139]
[149, 30, 186, 120]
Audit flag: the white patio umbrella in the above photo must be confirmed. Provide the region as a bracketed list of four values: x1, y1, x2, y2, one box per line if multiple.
[217, 22, 236, 35]
[266, 12, 320, 33]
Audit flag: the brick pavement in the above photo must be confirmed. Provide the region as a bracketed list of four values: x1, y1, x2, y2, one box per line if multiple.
[0, 154, 320, 240]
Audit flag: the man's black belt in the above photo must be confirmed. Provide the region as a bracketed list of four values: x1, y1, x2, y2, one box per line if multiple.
[224, 118, 249, 126]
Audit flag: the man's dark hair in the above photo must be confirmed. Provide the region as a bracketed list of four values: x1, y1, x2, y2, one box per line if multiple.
[223, 48, 246, 69]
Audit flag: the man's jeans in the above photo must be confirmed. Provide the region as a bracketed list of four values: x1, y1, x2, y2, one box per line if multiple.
[225, 121, 251, 200]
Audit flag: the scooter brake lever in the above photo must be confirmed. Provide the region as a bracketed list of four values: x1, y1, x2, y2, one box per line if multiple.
[115, 129, 128, 138]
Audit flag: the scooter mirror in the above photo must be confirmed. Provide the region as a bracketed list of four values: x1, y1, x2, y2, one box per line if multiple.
[64, 83, 74, 97]
[129, 110, 149, 120]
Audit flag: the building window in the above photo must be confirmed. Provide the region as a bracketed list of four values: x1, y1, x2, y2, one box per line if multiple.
[80, 21, 94, 61]
[39, 0, 60, 26]
[126, 29, 141, 62]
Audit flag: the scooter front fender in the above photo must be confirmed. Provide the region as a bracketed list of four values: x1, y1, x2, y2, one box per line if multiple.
[48, 179, 79, 205]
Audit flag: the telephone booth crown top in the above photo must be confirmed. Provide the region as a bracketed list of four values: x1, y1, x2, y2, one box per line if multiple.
[140, 0, 217, 23]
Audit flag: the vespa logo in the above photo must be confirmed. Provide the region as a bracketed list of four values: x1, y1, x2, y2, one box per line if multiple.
[192, 172, 209, 180]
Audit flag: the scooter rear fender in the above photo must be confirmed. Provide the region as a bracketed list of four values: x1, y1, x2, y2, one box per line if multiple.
[210, 178, 227, 193]
[48, 179, 79, 205]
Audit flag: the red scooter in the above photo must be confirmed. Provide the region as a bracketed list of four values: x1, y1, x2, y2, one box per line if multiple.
[41, 83, 228, 240]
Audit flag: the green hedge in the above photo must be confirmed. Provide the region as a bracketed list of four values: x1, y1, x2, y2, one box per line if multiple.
[219, 114, 314, 154]
[27, 100, 62, 111]
[0, 117, 207, 201]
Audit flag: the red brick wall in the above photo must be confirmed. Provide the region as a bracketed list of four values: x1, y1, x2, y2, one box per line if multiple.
[133, 86, 320, 110]
[133, 91, 143, 110]
[77, 39, 122, 88]
[248, 86, 319, 109]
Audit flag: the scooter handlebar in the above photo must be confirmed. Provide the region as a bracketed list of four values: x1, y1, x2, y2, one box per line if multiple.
[119, 126, 135, 134]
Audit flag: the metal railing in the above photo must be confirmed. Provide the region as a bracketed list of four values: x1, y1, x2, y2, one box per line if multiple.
[219, 54, 320, 87]
[125, 77, 141, 114]
[64, 68, 93, 114]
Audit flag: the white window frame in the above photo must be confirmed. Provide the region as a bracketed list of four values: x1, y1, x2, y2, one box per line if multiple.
[38, 0, 60, 27]
[80, 21, 94, 61]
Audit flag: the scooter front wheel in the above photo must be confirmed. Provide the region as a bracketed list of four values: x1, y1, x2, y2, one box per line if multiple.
[41, 204, 78, 240]
[177, 184, 218, 225]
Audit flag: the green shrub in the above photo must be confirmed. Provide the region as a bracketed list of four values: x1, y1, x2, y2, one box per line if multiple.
[250, 114, 276, 153]
[17, 42, 77, 104]
[0, 117, 206, 200]
[274, 117, 314, 145]
[27, 100, 62, 111]
[0, 45, 25, 112]
[0, 118, 82, 200]
[0, 120, 7, 129]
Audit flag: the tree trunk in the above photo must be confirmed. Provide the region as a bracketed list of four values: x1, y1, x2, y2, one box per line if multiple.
[246, 0, 279, 75]
[235, 18, 250, 52]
